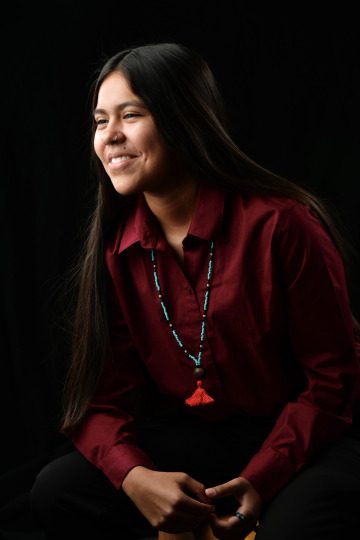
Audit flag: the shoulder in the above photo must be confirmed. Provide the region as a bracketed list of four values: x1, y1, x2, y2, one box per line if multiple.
[225, 190, 314, 233]
[224, 190, 337, 261]
[229, 190, 302, 215]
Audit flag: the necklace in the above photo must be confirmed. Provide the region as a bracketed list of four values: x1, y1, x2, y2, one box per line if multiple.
[151, 242, 215, 406]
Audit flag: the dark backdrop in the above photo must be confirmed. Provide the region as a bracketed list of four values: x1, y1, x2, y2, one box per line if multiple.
[1, 3, 359, 538]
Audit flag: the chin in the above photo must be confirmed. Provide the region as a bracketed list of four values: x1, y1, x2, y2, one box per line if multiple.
[111, 182, 142, 196]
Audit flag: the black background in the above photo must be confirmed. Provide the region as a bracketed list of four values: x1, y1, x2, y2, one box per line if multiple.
[1, 2, 359, 538]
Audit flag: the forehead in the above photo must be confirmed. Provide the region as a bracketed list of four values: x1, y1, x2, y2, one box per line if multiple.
[96, 71, 139, 107]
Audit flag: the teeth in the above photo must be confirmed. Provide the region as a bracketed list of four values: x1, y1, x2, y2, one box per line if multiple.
[111, 156, 132, 163]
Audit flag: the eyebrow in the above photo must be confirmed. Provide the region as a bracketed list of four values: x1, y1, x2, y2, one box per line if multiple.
[93, 100, 146, 116]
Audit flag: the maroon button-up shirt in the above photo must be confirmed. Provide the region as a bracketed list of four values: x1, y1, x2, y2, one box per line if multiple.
[73, 183, 359, 502]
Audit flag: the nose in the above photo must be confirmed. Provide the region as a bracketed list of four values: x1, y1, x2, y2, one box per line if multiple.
[101, 128, 125, 146]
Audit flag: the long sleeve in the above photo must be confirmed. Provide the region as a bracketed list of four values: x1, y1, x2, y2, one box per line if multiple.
[71, 188, 359, 501]
[72, 277, 157, 490]
[240, 203, 359, 501]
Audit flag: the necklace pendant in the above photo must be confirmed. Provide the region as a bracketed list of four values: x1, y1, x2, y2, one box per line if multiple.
[185, 380, 215, 407]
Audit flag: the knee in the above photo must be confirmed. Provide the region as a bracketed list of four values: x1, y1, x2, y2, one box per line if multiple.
[30, 460, 64, 522]
[30, 450, 84, 526]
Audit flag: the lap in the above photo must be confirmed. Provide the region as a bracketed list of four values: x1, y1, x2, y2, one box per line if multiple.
[136, 408, 275, 486]
[30, 414, 360, 539]
[30, 410, 274, 538]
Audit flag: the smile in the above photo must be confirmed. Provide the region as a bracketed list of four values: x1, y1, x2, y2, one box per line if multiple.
[111, 156, 132, 163]
[108, 155, 136, 170]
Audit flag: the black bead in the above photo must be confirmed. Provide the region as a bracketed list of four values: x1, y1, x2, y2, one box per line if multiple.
[193, 366, 206, 380]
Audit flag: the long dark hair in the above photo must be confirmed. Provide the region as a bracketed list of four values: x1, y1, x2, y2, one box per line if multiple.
[61, 43, 359, 435]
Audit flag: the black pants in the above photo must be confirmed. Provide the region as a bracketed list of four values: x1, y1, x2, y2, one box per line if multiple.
[30, 407, 360, 539]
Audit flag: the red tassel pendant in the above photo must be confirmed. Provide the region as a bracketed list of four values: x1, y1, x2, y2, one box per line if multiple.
[185, 380, 215, 406]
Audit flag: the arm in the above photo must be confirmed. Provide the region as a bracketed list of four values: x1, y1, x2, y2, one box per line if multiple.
[72, 276, 156, 489]
[205, 203, 359, 538]
[72, 277, 214, 532]
[238, 203, 359, 501]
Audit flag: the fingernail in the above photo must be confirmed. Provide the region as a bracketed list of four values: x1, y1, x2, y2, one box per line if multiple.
[206, 488, 216, 496]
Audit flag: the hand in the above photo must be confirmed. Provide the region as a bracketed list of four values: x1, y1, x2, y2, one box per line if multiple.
[205, 477, 262, 540]
[122, 466, 215, 533]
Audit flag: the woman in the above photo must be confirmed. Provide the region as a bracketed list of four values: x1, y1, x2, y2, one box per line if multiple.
[31, 43, 360, 540]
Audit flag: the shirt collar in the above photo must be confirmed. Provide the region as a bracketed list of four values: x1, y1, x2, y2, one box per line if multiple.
[118, 182, 225, 254]
[188, 182, 225, 241]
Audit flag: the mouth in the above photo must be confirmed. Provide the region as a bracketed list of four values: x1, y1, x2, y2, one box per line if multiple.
[108, 155, 136, 170]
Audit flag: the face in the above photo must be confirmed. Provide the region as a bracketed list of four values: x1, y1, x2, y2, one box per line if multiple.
[93, 71, 175, 197]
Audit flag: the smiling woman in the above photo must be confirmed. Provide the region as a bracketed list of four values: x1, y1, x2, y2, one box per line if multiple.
[29, 43, 360, 540]
[93, 71, 184, 198]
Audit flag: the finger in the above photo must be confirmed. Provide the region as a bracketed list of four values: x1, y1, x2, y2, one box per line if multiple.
[205, 478, 243, 500]
[210, 513, 251, 540]
[235, 491, 261, 527]
[180, 474, 214, 504]
[177, 492, 215, 517]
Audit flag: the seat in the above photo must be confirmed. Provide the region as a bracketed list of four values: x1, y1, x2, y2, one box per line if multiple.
[158, 516, 257, 539]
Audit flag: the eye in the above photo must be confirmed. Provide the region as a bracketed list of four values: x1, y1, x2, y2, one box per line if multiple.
[94, 118, 107, 127]
[123, 113, 141, 119]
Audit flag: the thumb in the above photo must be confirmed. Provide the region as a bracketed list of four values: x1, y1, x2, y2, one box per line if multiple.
[205, 479, 238, 500]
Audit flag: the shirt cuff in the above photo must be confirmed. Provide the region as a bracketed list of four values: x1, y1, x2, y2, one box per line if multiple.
[239, 447, 300, 503]
[73, 438, 158, 491]
[101, 443, 158, 490]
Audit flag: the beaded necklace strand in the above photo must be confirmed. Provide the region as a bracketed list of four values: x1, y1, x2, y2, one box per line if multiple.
[151, 242, 215, 406]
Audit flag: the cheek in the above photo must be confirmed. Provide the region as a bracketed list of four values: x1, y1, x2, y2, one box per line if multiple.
[93, 135, 104, 161]
[144, 134, 168, 162]
[136, 123, 164, 156]
[153, 141, 172, 169]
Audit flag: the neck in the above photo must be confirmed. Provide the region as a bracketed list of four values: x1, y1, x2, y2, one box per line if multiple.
[144, 179, 199, 264]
